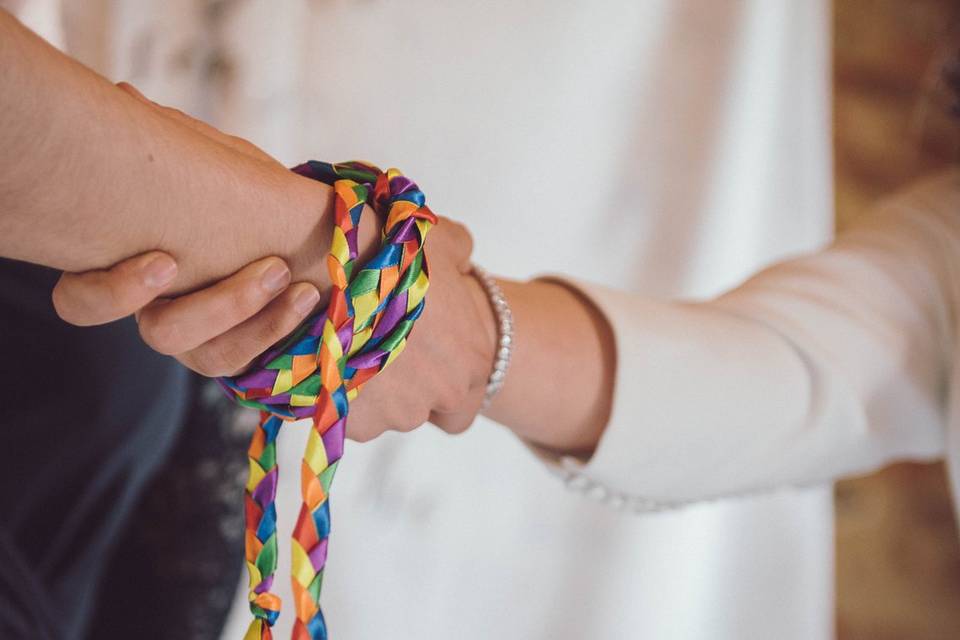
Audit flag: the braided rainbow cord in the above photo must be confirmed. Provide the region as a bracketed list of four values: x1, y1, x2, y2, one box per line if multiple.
[219, 161, 436, 639]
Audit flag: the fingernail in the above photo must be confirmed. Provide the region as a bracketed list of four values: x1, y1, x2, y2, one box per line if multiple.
[142, 254, 178, 288]
[261, 262, 291, 293]
[294, 287, 321, 316]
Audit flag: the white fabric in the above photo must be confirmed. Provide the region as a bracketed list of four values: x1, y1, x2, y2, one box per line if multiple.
[560, 171, 958, 506]
[21, 1, 838, 638]
[217, 3, 835, 639]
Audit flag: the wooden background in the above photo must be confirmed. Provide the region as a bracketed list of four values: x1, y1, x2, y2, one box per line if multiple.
[24, 0, 960, 635]
[833, 1, 960, 638]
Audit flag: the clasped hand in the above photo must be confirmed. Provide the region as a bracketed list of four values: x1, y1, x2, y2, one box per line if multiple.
[53, 84, 497, 441]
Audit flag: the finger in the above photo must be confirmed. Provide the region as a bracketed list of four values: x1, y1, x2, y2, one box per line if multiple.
[178, 282, 321, 377]
[346, 400, 430, 443]
[429, 411, 475, 434]
[345, 375, 417, 443]
[345, 372, 431, 442]
[137, 257, 291, 355]
[52, 251, 178, 326]
[117, 81, 278, 164]
[343, 369, 392, 442]
[430, 384, 485, 434]
[342, 397, 380, 443]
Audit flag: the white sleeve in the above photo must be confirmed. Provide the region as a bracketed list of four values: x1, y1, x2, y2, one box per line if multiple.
[541, 170, 959, 505]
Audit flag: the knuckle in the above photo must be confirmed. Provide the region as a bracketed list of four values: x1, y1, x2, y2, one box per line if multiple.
[137, 314, 181, 355]
[106, 261, 154, 314]
[188, 352, 224, 377]
[385, 400, 422, 431]
[185, 354, 219, 378]
[410, 406, 432, 430]
[445, 220, 473, 258]
[271, 298, 308, 336]
[348, 425, 375, 443]
[431, 412, 472, 435]
[178, 352, 209, 377]
[449, 419, 473, 435]
[433, 392, 458, 414]
[196, 343, 248, 378]
[433, 378, 470, 414]
[262, 317, 290, 344]
[226, 285, 269, 320]
[447, 419, 473, 435]
[103, 279, 134, 314]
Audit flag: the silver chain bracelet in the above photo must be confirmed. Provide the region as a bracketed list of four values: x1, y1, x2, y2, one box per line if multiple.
[471, 265, 514, 410]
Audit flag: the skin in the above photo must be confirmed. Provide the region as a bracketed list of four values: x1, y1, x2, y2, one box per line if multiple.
[1, 7, 616, 453]
[49, 93, 616, 453]
[0, 8, 374, 294]
[57, 234, 616, 453]
[51, 96, 617, 451]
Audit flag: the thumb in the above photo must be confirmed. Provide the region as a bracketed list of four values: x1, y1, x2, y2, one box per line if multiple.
[52, 251, 178, 326]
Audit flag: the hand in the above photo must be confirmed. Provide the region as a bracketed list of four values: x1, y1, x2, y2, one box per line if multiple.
[58, 222, 494, 440]
[54, 84, 497, 439]
[57, 217, 495, 440]
[346, 219, 497, 440]
[52, 83, 322, 374]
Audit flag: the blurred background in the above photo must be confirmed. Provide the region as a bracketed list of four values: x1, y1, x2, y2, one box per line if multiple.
[7, 0, 960, 637]
[833, 1, 960, 638]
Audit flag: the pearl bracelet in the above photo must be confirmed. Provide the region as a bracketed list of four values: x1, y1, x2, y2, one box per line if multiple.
[471, 265, 514, 409]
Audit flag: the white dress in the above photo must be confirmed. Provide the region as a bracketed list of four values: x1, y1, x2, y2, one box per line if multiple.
[564, 170, 959, 508]
[211, 3, 836, 639]
[17, 1, 840, 638]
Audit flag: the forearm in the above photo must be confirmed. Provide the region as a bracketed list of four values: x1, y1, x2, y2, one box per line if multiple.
[482, 278, 616, 455]
[482, 171, 958, 500]
[0, 10, 362, 293]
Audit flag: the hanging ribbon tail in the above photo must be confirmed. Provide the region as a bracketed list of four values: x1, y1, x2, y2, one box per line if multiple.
[244, 617, 274, 640]
[219, 161, 434, 638]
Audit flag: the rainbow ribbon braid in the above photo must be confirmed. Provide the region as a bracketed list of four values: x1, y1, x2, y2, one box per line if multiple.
[219, 161, 436, 640]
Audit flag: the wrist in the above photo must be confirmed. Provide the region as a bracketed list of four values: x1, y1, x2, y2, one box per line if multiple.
[270, 171, 334, 286]
[278, 171, 382, 296]
[484, 279, 612, 456]
[470, 267, 514, 408]
[463, 268, 501, 388]
[164, 165, 341, 297]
